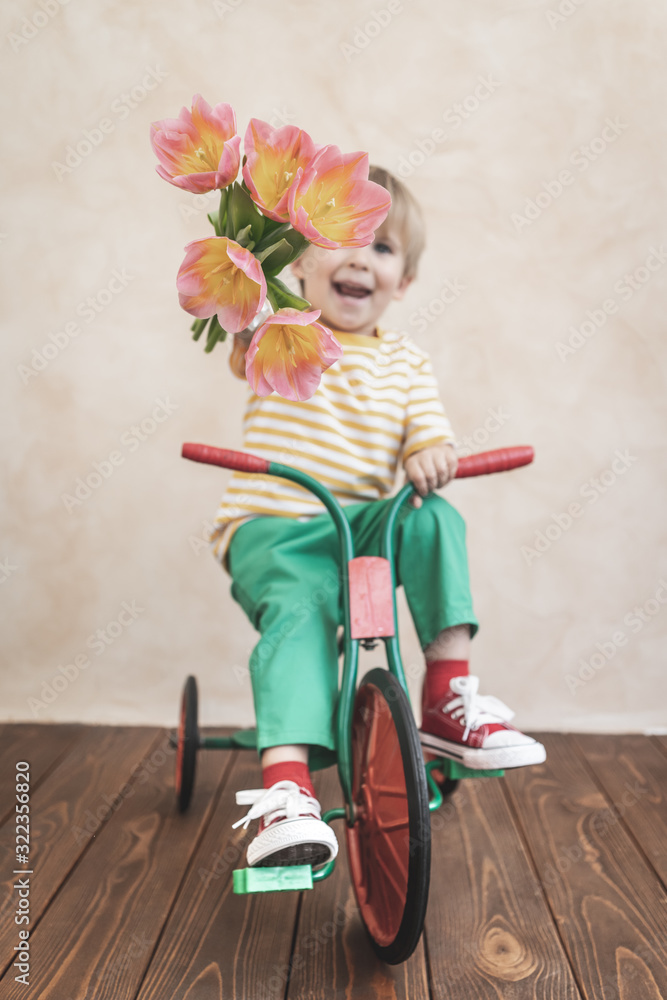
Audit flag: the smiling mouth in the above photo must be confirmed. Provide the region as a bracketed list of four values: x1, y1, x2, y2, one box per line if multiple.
[333, 281, 372, 299]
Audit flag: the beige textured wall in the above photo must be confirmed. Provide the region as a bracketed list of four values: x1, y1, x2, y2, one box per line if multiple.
[2, 0, 666, 735]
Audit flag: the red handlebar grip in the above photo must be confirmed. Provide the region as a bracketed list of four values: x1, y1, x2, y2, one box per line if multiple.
[181, 443, 270, 474]
[455, 446, 534, 478]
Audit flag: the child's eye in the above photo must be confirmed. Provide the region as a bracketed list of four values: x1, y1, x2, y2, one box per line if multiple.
[374, 241, 393, 254]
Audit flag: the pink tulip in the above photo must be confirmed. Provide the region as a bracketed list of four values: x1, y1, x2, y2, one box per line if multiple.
[287, 146, 391, 249]
[245, 308, 343, 401]
[177, 237, 266, 334]
[242, 118, 321, 222]
[150, 95, 241, 193]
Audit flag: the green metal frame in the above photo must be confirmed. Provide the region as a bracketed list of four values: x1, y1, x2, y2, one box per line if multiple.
[262, 464, 417, 815]
[208, 461, 503, 893]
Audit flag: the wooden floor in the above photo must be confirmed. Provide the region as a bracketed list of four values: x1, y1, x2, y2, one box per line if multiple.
[1, 725, 666, 999]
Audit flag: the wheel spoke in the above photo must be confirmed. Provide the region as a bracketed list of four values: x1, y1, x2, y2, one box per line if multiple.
[371, 840, 405, 910]
[376, 815, 410, 833]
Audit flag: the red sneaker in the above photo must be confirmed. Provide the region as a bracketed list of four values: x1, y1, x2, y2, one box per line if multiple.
[420, 675, 546, 769]
[232, 780, 338, 869]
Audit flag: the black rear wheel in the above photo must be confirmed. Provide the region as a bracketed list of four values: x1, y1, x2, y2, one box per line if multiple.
[175, 675, 199, 813]
[346, 668, 431, 965]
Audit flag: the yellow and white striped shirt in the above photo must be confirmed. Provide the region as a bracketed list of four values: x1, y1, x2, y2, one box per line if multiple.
[210, 326, 456, 573]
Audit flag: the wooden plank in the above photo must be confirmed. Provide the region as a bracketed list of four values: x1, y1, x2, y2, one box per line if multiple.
[0, 724, 83, 825]
[505, 733, 667, 1000]
[288, 765, 430, 1000]
[136, 752, 302, 1000]
[0, 727, 230, 1000]
[0, 725, 159, 962]
[425, 772, 582, 998]
[573, 734, 667, 888]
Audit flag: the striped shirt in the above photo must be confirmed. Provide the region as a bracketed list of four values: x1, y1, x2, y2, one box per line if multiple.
[210, 326, 456, 573]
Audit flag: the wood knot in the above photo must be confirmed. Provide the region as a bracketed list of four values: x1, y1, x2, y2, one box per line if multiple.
[476, 922, 538, 982]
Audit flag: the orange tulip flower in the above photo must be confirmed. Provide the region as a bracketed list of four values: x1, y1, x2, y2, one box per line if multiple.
[177, 237, 266, 334]
[242, 118, 321, 222]
[288, 146, 391, 249]
[245, 308, 343, 401]
[151, 95, 241, 194]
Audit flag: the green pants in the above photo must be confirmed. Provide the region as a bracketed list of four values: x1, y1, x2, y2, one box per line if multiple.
[227, 493, 478, 762]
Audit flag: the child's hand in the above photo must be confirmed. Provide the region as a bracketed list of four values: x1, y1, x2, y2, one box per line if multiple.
[403, 444, 458, 508]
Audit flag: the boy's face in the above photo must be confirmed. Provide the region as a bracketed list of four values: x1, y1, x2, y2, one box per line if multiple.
[291, 221, 412, 337]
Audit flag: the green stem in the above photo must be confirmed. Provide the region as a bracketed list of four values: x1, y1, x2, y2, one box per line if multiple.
[191, 317, 211, 341]
[204, 314, 227, 352]
[218, 187, 228, 236]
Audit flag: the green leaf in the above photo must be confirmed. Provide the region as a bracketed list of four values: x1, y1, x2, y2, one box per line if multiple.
[228, 182, 265, 244]
[255, 222, 292, 253]
[234, 224, 255, 250]
[266, 276, 312, 313]
[260, 215, 288, 238]
[207, 212, 221, 237]
[260, 230, 310, 277]
[255, 238, 291, 265]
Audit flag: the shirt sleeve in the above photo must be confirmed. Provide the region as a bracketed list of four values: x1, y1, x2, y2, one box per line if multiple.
[402, 354, 456, 463]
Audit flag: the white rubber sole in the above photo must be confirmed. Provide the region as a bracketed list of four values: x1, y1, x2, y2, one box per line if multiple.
[420, 730, 547, 770]
[247, 817, 339, 869]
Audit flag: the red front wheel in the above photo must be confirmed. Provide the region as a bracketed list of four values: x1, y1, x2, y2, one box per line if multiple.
[346, 669, 431, 965]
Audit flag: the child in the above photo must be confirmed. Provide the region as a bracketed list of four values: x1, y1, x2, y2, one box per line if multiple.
[211, 166, 546, 869]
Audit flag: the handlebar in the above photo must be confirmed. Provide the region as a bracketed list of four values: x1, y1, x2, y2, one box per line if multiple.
[182, 442, 534, 477]
[182, 442, 270, 474]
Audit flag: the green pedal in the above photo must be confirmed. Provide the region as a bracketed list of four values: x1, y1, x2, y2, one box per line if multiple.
[233, 865, 314, 894]
[437, 758, 504, 780]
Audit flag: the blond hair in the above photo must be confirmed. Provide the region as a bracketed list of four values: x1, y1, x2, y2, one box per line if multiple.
[369, 164, 426, 280]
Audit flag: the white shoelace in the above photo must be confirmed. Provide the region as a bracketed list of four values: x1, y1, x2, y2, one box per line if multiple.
[232, 779, 321, 831]
[444, 675, 515, 742]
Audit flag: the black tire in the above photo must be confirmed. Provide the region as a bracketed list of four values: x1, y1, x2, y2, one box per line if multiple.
[346, 668, 431, 965]
[175, 675, 199, 813]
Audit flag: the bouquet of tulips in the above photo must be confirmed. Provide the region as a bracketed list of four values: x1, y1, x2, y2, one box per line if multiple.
[150, 96, 390, 400]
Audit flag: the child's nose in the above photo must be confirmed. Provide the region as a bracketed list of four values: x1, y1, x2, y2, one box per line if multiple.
[344, 246, 372, 269]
